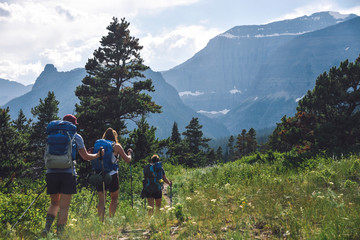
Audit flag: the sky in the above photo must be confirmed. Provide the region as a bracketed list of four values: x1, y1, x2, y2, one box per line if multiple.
[0, 0, 360, 85]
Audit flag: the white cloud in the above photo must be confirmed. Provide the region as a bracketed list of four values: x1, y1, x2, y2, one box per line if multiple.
[0, 60, 43, 85]
[140, 25, 220, 71]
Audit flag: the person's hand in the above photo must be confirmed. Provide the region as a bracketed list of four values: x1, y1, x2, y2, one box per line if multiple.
[97, 148, 105, 157]
[127, 148, 133, 155]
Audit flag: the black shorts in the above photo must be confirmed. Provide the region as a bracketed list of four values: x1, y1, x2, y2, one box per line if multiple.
[96, 173, 119, 193]
[46, 173, 77, 194]
[145, 190, 162, 199]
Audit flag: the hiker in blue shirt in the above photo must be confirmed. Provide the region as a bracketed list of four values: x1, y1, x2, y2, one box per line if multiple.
[42, 114, 104, 236]
[143, 154, 172, 215]
[96, 128, 132, 219]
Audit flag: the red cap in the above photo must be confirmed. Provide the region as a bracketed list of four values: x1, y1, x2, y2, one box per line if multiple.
[63, 114, 78, 125]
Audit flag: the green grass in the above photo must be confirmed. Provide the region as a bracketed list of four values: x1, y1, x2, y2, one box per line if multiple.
[2, 154, 360, 239]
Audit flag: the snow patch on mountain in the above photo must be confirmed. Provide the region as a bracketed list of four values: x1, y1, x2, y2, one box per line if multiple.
[329, 11, 350, 19]
[179, 90, 204, 97]
[229, 87, 242, 94]
[197, 108, 230, 115]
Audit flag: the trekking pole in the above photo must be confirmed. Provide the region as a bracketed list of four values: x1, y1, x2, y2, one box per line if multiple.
[8, 184, 47, 234]
[85, 188, 96, 216]
[99, 147, 106, 222]
[170, 184, 173, 207]
[130, 151, 134, 208]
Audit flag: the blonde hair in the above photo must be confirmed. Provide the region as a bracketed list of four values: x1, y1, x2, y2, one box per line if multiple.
[102, 128, 119, 144]
[151, 154, 160, 163]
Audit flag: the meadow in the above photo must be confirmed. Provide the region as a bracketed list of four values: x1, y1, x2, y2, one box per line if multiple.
[1, 152, 360, 239]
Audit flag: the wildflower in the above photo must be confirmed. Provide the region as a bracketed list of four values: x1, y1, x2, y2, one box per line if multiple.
[225, 183, 231, 189]
[68, 223, 74, 227]
[239, 205, 243, 209]
[147, 206, 153, 210]
[165, 205, 170, 209]
[160, 208, 165, 211]
[329, 182, 334, 185]
[317, 195, 324, 199]
[71, 218, 77, 222]
[192, 222, 197, 225]
[211, 199, 217, 203]
[186, 197, 192, 201]
[283, 231, 290, 237]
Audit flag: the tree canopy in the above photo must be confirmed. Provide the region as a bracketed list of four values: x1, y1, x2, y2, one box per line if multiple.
[75, 17, 161, 145]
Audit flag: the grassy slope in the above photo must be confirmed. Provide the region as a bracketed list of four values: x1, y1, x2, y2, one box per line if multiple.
[3, 154, 360, 239]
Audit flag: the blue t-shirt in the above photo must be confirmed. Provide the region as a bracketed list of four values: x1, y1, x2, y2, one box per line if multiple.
[46, 133, 85, 175]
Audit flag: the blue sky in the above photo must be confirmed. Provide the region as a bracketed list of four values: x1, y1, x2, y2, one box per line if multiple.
[0, 0, 359, 85]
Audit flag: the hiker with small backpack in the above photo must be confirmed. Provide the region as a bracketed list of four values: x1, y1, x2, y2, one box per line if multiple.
[42, 114, 104, 236]
[141, 154, 172, 215]
[90, 128, 132, 220]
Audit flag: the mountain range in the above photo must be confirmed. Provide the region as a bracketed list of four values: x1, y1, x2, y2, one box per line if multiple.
[161, 11, 360, 132]
[2, 11, 360, 139]
[0, 78, 32, 106]
[3, 64, 229, 139]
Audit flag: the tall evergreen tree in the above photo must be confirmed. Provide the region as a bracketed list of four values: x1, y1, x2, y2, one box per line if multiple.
[181, 117, 211, 167]
[127, 116, 158, 164]
[182, 117, 210, 154]
[75, 17, 161, 145]
[226, 135, 235, 162]
[0, 107, 29, 179]
[171, 121, 181, 144]
[269, 56, 360, 153]
[246, 128, 257, 154]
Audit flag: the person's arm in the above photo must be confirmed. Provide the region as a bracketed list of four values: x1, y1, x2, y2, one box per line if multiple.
[78, 148, 103, 161]
[75, 133, 103, 161]
[163, 173, 172, 186]
[113, 143, 132, 163]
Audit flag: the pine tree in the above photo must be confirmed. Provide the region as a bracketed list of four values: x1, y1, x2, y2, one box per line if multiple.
[128, 116, 158, 164]
[75, 17, 161, 145]
[226, 135, 235, 162]
[171, 122, 181, 144]
[246, 128, 257, 154]
[0, 107, 29, 179]
[182, 117, 210, 154]
[182, 117, 211, 167]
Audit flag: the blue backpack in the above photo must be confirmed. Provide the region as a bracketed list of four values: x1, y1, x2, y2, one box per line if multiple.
[91, 139, 118, 173]
[44, 120, 77, 169]
[143, 162, 164, 192]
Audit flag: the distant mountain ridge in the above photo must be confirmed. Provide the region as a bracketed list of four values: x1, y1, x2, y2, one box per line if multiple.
[161, 11, 360, 133]
[0, 78, 32, 106]
[3, 65, 229, 139]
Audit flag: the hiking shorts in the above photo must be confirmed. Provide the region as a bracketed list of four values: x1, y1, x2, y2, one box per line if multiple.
[96, 173, 119, 193]
[145, 190, 162, 199]
[46, 173, 77, 194]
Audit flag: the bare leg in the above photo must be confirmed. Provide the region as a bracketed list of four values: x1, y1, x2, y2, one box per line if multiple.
[155, 198, 162, 213]
[57, 194, 72, 225]
[48, 194, 61, 217]
[109, 190, 119, 217]
[147, 198, 154, 215]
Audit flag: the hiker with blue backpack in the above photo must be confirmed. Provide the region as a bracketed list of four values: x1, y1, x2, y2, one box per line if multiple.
[42, 114, 104, 236]
[141, 154, 172, 215]
[90, 128, 132, 220]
